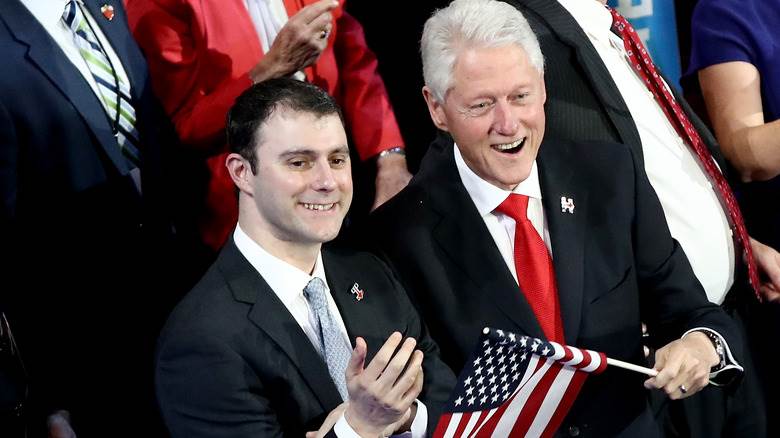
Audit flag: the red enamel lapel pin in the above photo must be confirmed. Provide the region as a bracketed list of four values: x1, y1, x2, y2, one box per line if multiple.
[350, 283, 364, 301]
[100, 4, 115, 21]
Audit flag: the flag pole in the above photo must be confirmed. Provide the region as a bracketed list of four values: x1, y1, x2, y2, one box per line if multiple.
[606, 357, 658, 377]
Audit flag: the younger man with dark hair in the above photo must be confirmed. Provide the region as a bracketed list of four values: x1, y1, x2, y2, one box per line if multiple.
[155, 78, 454, 437]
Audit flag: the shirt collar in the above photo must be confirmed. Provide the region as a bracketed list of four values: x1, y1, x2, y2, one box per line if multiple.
[233, 225, 329, 308]
[453, 143, 542, 218]
[557, 0, 615, 44]
[21, 0, 74, 28]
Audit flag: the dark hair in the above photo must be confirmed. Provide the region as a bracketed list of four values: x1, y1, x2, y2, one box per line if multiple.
[226, 78, 345, 173]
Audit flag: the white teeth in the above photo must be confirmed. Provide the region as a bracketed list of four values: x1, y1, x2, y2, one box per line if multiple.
[494, 138, 524, 150]
[302, 203, 335, 211]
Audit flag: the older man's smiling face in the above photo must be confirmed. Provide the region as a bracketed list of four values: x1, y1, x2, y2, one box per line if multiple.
[425, 44, 546, 190]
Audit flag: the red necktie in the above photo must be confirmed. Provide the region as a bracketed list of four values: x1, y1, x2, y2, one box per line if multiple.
[496, 194, 564, 342]
[609, 8, 761, 301]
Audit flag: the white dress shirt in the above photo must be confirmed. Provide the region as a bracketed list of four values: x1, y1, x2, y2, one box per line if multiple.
[21, 0, 132, 110]
[557, 0, 735, 304]
[233, 226, 427, 437]
[454, 145, 552, 284]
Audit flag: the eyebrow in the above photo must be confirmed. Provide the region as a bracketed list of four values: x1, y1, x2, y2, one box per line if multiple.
[278, 145, 350, 159]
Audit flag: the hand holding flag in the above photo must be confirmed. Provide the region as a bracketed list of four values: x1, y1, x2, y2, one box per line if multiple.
[434, 328, 654, 438]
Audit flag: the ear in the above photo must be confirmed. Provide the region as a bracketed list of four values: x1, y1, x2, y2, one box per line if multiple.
[422, 86, 449, 132]
[225, 153, 254, 196]
[539, 73, 547, 105]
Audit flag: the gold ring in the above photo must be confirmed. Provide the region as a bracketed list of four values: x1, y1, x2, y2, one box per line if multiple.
[319, 29, 330, 39]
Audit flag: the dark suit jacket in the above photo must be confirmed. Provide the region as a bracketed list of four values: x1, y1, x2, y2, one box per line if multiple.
[501, 2, 767, 436]
[0, 1, 179, 435]
[156, 239, 456, 437]
[503, 0, 726, 172]
[369, 138, 740, 438]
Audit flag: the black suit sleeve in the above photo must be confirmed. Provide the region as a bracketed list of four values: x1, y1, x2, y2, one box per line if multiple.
[0, 100, 17, 230]
[370, 253, 457, 432]
[626, 144, 743, 365]
[155, 332, 284, 438]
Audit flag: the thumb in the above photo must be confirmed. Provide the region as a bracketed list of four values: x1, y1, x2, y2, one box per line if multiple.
[346, 337, 367, 382]
[645, 345, 668, 389]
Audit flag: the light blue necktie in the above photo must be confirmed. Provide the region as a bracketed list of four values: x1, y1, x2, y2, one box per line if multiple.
[61, 0, 141, 168]
[304, 277, 351, 401]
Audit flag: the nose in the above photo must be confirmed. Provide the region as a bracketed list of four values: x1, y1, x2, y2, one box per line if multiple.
[492, 100, 519, 136]
[311, 161, 337, 192]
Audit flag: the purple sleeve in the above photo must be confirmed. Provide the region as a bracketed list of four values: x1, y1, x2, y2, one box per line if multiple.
[687, 0, 759, 75]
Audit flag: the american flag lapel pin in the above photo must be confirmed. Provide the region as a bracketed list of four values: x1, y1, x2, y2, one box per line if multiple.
[349, 283, 364, 301]
[100, 4, 115, 21]
[560, 196, 575, 214]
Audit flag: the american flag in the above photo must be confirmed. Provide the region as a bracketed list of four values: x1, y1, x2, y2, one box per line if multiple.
[433, 328, 607, 438]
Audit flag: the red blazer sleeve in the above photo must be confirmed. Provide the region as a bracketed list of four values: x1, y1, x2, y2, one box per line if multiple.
[332, 12, 405, 160]
[127, 0, 254, 153]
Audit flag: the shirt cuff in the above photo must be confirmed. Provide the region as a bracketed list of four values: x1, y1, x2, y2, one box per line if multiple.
[400, 400, 427, 438]
[333, 413, 362, 438]
[331, 400, 428, 438]
[682, 327, 743, 386]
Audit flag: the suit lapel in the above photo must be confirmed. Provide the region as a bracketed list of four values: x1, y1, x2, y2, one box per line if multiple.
[515, 0, 644, 159]
[537, 139, 588, 344]
[218, 240, 344, 411]
[322, 252, 372, 341]
[0, 0, 131, 174]
[422, 146, 547, 340]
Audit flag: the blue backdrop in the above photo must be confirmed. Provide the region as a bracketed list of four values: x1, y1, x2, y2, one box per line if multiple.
[608, 0, 682, 88]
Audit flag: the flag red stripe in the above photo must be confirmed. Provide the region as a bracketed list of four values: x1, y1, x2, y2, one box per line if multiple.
[562, 345, 575, 362]
[433, 412, 453, 438]
[576, 349, 593, 370]
[453, 412, 473, 437]
[509, 362, 562, 437]
[540, 368, 589, 438]
[470, 410, 491, 435]
[594, 352, 608, 374]
[473, 389, 520, 437]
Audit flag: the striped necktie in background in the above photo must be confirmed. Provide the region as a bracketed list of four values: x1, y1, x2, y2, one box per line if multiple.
[61, 0, 141, 168]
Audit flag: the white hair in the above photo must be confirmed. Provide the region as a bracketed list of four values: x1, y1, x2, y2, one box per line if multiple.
[421, 0, 545, 102]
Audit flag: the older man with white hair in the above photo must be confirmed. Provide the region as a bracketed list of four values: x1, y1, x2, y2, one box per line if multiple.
[370, 1, 743, 436]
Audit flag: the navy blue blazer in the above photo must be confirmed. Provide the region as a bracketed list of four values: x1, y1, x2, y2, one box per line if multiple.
[0, 1, 179, 435]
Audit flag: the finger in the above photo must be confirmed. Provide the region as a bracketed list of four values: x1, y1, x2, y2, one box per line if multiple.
[308, 12, 333, 32]
[385, 348, 423, 399]
[363, 332, 404, 380]
[306, 433, 316, 438]
[647, 347, 683, 389]
[345, 337, 368, 382]
[294, 0, 339, 25]
[662, 360, 698, 400]
[375, 337, 418, 390]
[399, 356, 424, 406]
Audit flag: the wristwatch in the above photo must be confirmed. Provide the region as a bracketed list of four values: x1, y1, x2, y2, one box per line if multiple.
[376, 146, 406, 160]
[699, 329, 727, 371]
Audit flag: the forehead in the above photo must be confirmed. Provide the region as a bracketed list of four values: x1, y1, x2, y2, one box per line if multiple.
[255, 110, 347, 153]
[449, 44, 540, 98]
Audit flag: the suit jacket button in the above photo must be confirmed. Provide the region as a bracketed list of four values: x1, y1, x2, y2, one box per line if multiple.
[568, 425, 580, 436]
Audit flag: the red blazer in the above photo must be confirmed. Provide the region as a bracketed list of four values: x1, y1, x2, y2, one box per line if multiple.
[127, 0, 404, 249]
